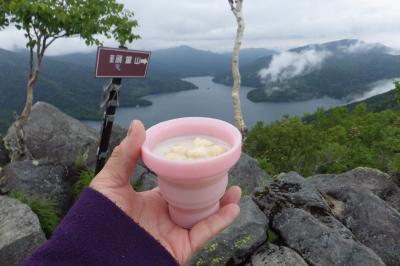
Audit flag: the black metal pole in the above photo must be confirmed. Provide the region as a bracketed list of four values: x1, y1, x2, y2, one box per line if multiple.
[95, 77, 122, 174]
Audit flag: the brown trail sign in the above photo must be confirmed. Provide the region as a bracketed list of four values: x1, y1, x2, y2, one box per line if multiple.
[94, 47, 151, 174]
[95, 47, 151, 78]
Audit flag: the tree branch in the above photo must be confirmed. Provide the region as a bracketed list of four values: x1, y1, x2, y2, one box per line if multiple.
[45, 33, 67, 49]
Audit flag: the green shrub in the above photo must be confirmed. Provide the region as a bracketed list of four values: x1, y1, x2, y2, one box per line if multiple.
[73, 168, 95, 199]
[8, 192, 60, 238]
[245, 104, 400, 176]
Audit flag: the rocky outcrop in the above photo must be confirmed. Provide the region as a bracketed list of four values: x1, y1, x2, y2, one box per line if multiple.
[273, 208, 385, 266]
[228, 153, 268, 194]
[307, 167, 400, 211]
[248, 244, 308, 266]
[4, 102, 98, 166]
[2, 102, 400, 266]
[322, 187, 400, 265]
[189, 196, 268, 266]
[0, 195, 46, 266]
[253, 168, 400, 266]
[0, 138, 10, 166]
[0, 160, 70, 213]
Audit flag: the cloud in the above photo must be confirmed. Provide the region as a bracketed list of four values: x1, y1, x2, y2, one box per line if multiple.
[258, 49, 332, 82]
[351, 78, 399, 102]
[1, 0, 400, 54]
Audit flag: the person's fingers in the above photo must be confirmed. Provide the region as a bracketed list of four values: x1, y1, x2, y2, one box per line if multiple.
[220, 186, 241, 207]
[189, 203, 240, 254]
[95, 120, 146, 186]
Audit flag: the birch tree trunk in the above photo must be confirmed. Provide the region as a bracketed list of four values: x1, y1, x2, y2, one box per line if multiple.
[229, 0, 246, 136]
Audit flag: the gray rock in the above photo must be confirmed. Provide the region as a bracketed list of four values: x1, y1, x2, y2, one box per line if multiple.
[0, 160, 71, 213]
[139, 173, 158, 191]
[130, 164, 158, 192]
[86, 124, 128, 168]
[4, 102, 98, 167]
[273, 208, 385, 266]
[253, 175, 330, 219]
[189, 196, 268, 266]
[250, 244, 308, 266]
[0, 138, 10, 166]
[0, 195, 46, 266]
[307, 167, 400, 211]
[229, 153, 268, 195]
[131, 164, 149, 185]
[324, 187, 400, 266]
[276, 172, 305, 184]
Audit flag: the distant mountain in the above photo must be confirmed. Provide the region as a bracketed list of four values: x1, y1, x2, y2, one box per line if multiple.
[149, 46, 276, 78]
[53, 46, 276, 78]
[0, 48, 198, 133]
[0, 45, 275, 132]
[213, 39, 400, 102]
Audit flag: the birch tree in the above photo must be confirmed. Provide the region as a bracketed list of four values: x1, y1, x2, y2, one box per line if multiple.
[229, 0, 246, 136]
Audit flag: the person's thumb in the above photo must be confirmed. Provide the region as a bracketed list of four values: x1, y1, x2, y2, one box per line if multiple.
[95, 120, 146, 187]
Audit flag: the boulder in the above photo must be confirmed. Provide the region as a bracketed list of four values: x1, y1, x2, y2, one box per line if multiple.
[253, 170, 400, 266]
[307, 167, 400, 211]
[273, 208, 385, 266]
[228, 153, 268, 195]
[253, 172, 330, 219]
[0, 160, 71, 213]
[189, 196, 268, 266]
[323, 187, 400, 266]
[249, 243, 308, 266]
[0, 138, 10, 166]
[0, 195, 46, 266]
[4, 102, 98, 167]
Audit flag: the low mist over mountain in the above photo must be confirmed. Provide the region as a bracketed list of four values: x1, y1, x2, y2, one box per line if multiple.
[213, 39, 400, 102]
[347, 89, 398, 112]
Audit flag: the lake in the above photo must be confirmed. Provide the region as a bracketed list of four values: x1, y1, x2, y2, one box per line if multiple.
[83, 76, 344, 129]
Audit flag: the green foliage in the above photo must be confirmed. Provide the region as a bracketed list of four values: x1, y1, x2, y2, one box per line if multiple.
[8, 191, 60, 238]
[1, 0, 139, 47]
[267, 229, 280, 243]
[73, 168, 95, 199]
[74, 146, 90, 169]
[395, 81, 400, 106]
[245, 104, 400, 177]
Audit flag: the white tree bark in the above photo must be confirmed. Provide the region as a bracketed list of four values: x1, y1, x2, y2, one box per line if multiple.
[229, 0, 246, 136]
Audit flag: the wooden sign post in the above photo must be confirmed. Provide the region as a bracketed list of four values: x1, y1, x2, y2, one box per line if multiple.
[94, 47, 151, 174]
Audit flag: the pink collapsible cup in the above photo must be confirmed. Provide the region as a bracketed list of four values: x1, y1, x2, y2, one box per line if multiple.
[141, 117, 242, 228]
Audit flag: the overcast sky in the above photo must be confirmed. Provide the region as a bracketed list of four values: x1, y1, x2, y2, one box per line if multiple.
[1, 0, 400, 55]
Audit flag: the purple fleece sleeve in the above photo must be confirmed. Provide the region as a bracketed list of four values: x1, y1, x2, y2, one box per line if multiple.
[22, 188, 178, 266]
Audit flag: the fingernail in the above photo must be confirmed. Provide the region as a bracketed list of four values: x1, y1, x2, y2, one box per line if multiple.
[127, 121, 135, 136]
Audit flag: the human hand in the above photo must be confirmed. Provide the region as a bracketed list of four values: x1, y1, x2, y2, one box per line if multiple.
[90, 120, 241, 265]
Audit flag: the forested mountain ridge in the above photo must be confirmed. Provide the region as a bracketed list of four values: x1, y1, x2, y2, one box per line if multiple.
[52, 46, 276, 78]
[213, 39, 400, 102]
[0, 48, 197, 133]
